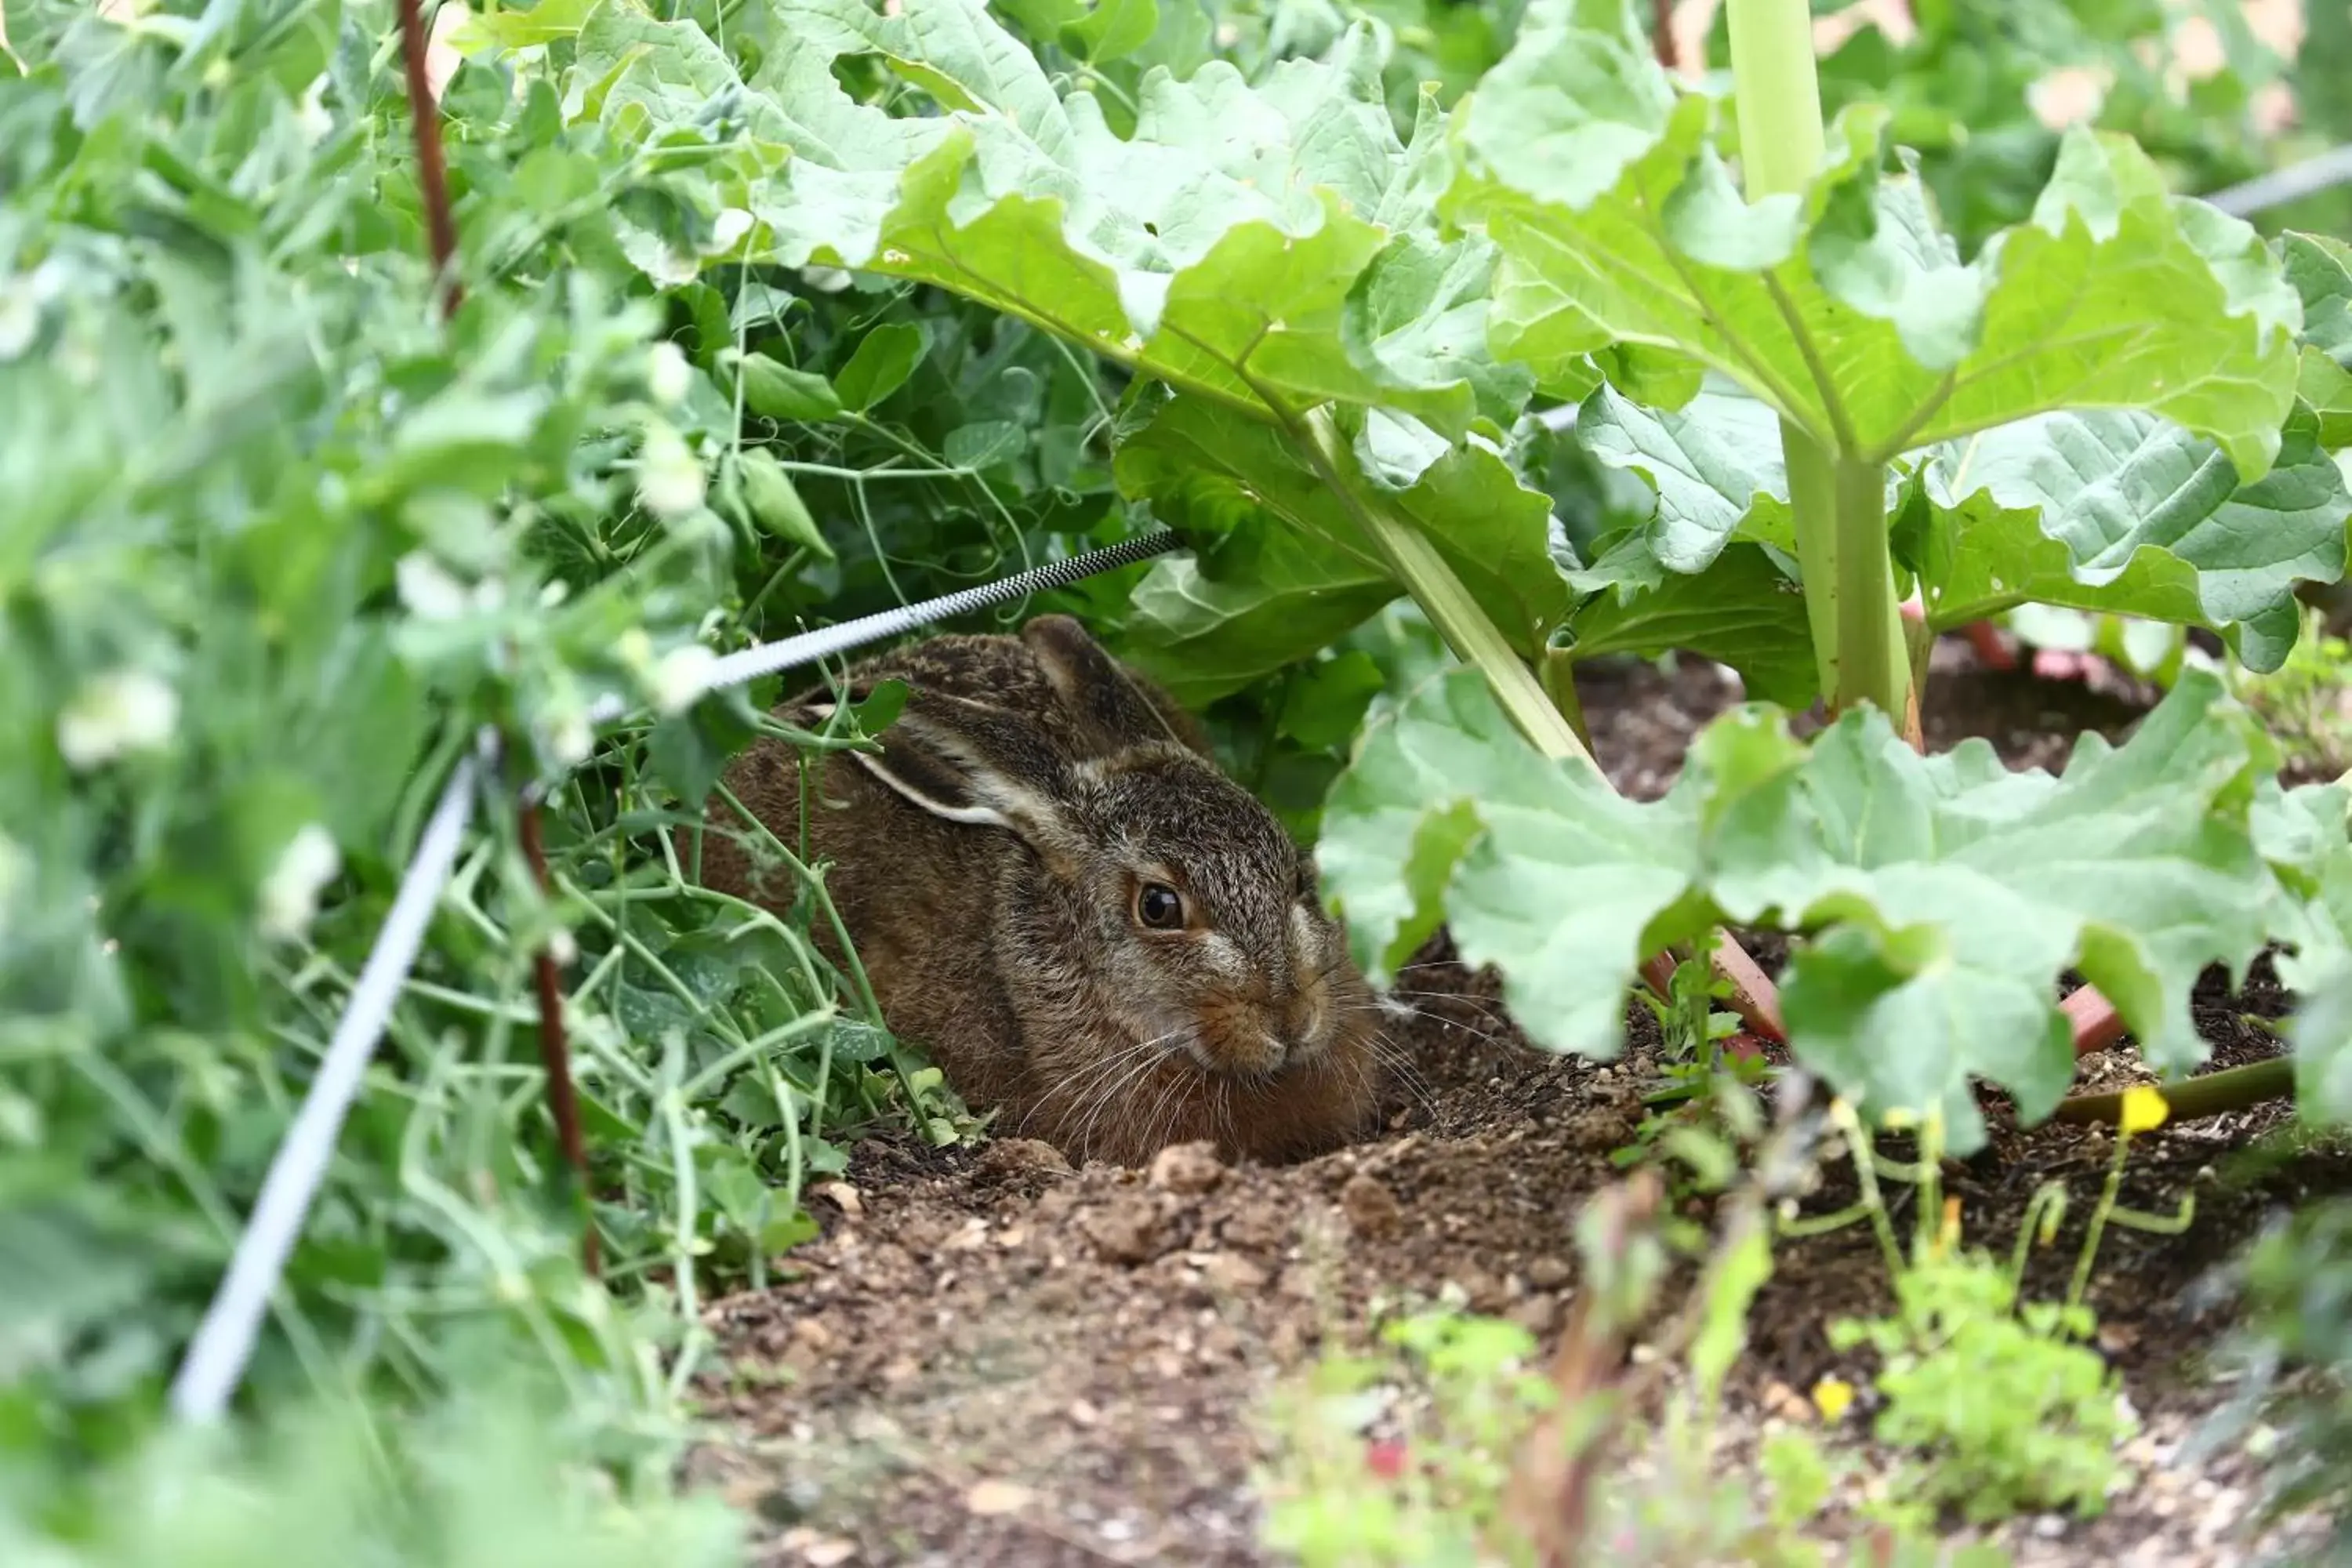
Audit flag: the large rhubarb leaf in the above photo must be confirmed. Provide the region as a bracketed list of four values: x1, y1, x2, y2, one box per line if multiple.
[1321, 666, 2281, 1149]
[543, 0, 1531, 438]
[1319, 666, 1707, 1051]
[1913, 405, 2350, 670]
[1573, 379, 2350, 673]
[1450, 0, 2302, 476]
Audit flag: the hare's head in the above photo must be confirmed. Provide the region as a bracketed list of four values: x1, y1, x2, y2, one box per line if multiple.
[832, 616, 1378, 1086]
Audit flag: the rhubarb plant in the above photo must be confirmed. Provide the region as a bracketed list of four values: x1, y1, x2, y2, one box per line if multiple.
[1316, 0, 2352, 1134]
[1449, 0, 2343, 720]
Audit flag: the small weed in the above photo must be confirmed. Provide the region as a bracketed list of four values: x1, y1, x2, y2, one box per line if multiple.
[1260, 1083, 2012, 1566]
[1829, 1250, 2129, 1525]
[1802, 1090, 2191, 1528]
[1258, 1308, 1557, 1567]
[1617, 948, 1770, 1185]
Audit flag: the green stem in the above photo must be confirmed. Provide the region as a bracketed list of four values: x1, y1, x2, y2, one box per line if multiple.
[1725, 0, 1825, 196]
[1540, 648, 1596, 756]
[2065, 1120, 2134, 1316]
[1833, 452, 1907, 717]
[1727, 0, 1913, 720]
[2053, 1058, 2294, 1126]
[1783, 429, 1842, 700]
[1296, 408, 1599, 773]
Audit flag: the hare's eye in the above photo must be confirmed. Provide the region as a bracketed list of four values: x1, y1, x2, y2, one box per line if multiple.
[1135, 881, 1185, 931]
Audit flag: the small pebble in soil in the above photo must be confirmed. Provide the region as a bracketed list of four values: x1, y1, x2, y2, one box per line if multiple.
[1080, 1192, 1167, 1265]
[975, 1137, 1073, 1181]
[1148, 1139, 1225, 1194]
[1340, 1171, 1403, 1237]
[1199, 1252, 1269, 1294]
[1508, 1294, 1559, 1334]
[963, 1478, 1034, 1515]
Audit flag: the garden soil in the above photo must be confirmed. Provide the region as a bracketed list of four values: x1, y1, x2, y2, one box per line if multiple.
[689, 648, 2352, 1568]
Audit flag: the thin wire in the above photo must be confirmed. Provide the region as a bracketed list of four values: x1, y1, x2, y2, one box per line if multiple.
[2204, 143, 2352, 218]
[165, 528, 1182, 1421]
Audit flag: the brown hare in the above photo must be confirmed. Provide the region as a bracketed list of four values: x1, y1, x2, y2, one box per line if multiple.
[691, 614, 1383, 1167]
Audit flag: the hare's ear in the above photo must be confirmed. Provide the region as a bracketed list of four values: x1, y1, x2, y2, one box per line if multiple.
[827, 689, 1073, 840]
[1021, 613, 1205, 754]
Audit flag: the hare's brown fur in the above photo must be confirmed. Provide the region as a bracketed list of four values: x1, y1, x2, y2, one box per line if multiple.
[691, 615, 1383, 1167]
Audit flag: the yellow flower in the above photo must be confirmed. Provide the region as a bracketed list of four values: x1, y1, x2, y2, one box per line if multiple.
[2119, 1085, 2170, 1135]
[1812, 1377, 1856, 1423]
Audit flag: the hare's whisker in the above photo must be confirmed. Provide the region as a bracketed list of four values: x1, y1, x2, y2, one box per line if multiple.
[1358, 997, 1520, 1056]
[1070, 1036, 1178, 1161]
[1048, 1025, 1183, 1160]
[1051, 1029, 1167, 1112]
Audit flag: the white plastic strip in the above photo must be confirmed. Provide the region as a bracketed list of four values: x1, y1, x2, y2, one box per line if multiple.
[579, 528, 1183, 728]
[169, 742, 487, 1421]
[167, 528, 1181, 1419]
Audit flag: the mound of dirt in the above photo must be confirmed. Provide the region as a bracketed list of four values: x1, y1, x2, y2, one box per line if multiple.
[686, 654, 2351, 1567]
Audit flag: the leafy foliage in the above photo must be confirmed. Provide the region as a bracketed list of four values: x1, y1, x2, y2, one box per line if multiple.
[1457, 17, 2299, 473]
[1830, 1252, 2131, 1525]
[0, 1358, 742, 1566]
[1322, 669, 2284, 1145]
[0, 0, 938, 1538]
[1450, 0, 2344, 694]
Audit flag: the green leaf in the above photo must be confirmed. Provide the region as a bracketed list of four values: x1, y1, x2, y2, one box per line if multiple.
[1454, 0, 2302, 474]
[1279, 652, 1386, 750]
[724, 350, 844, 423]
[2285, 231, 2352, 364]
[648, 684, 763, 806]
[1121, 535, 1396, 706]
[2284, 233, 2352, 447]
[2250, 778, 2352, 987]
[722, 448, 836, 561]
[1342, 230, 1536, 435]
[619, 0, 1530, 428]
[1320, 667, 2281, 1149]
[1112, 394, 1572, 677]
[1319, 667, 1710, 1036]
[1559, 546, 1817, 707]
[942, 418, 1025, 470]
[833, 321, 928, 411]
[1062, 0, 1157, 63]
[1916, 405, 2350, 670]
[2298, 347, 2352, 450]
[1573, 381, 1806, 574]
[451, 0, 602, 49]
